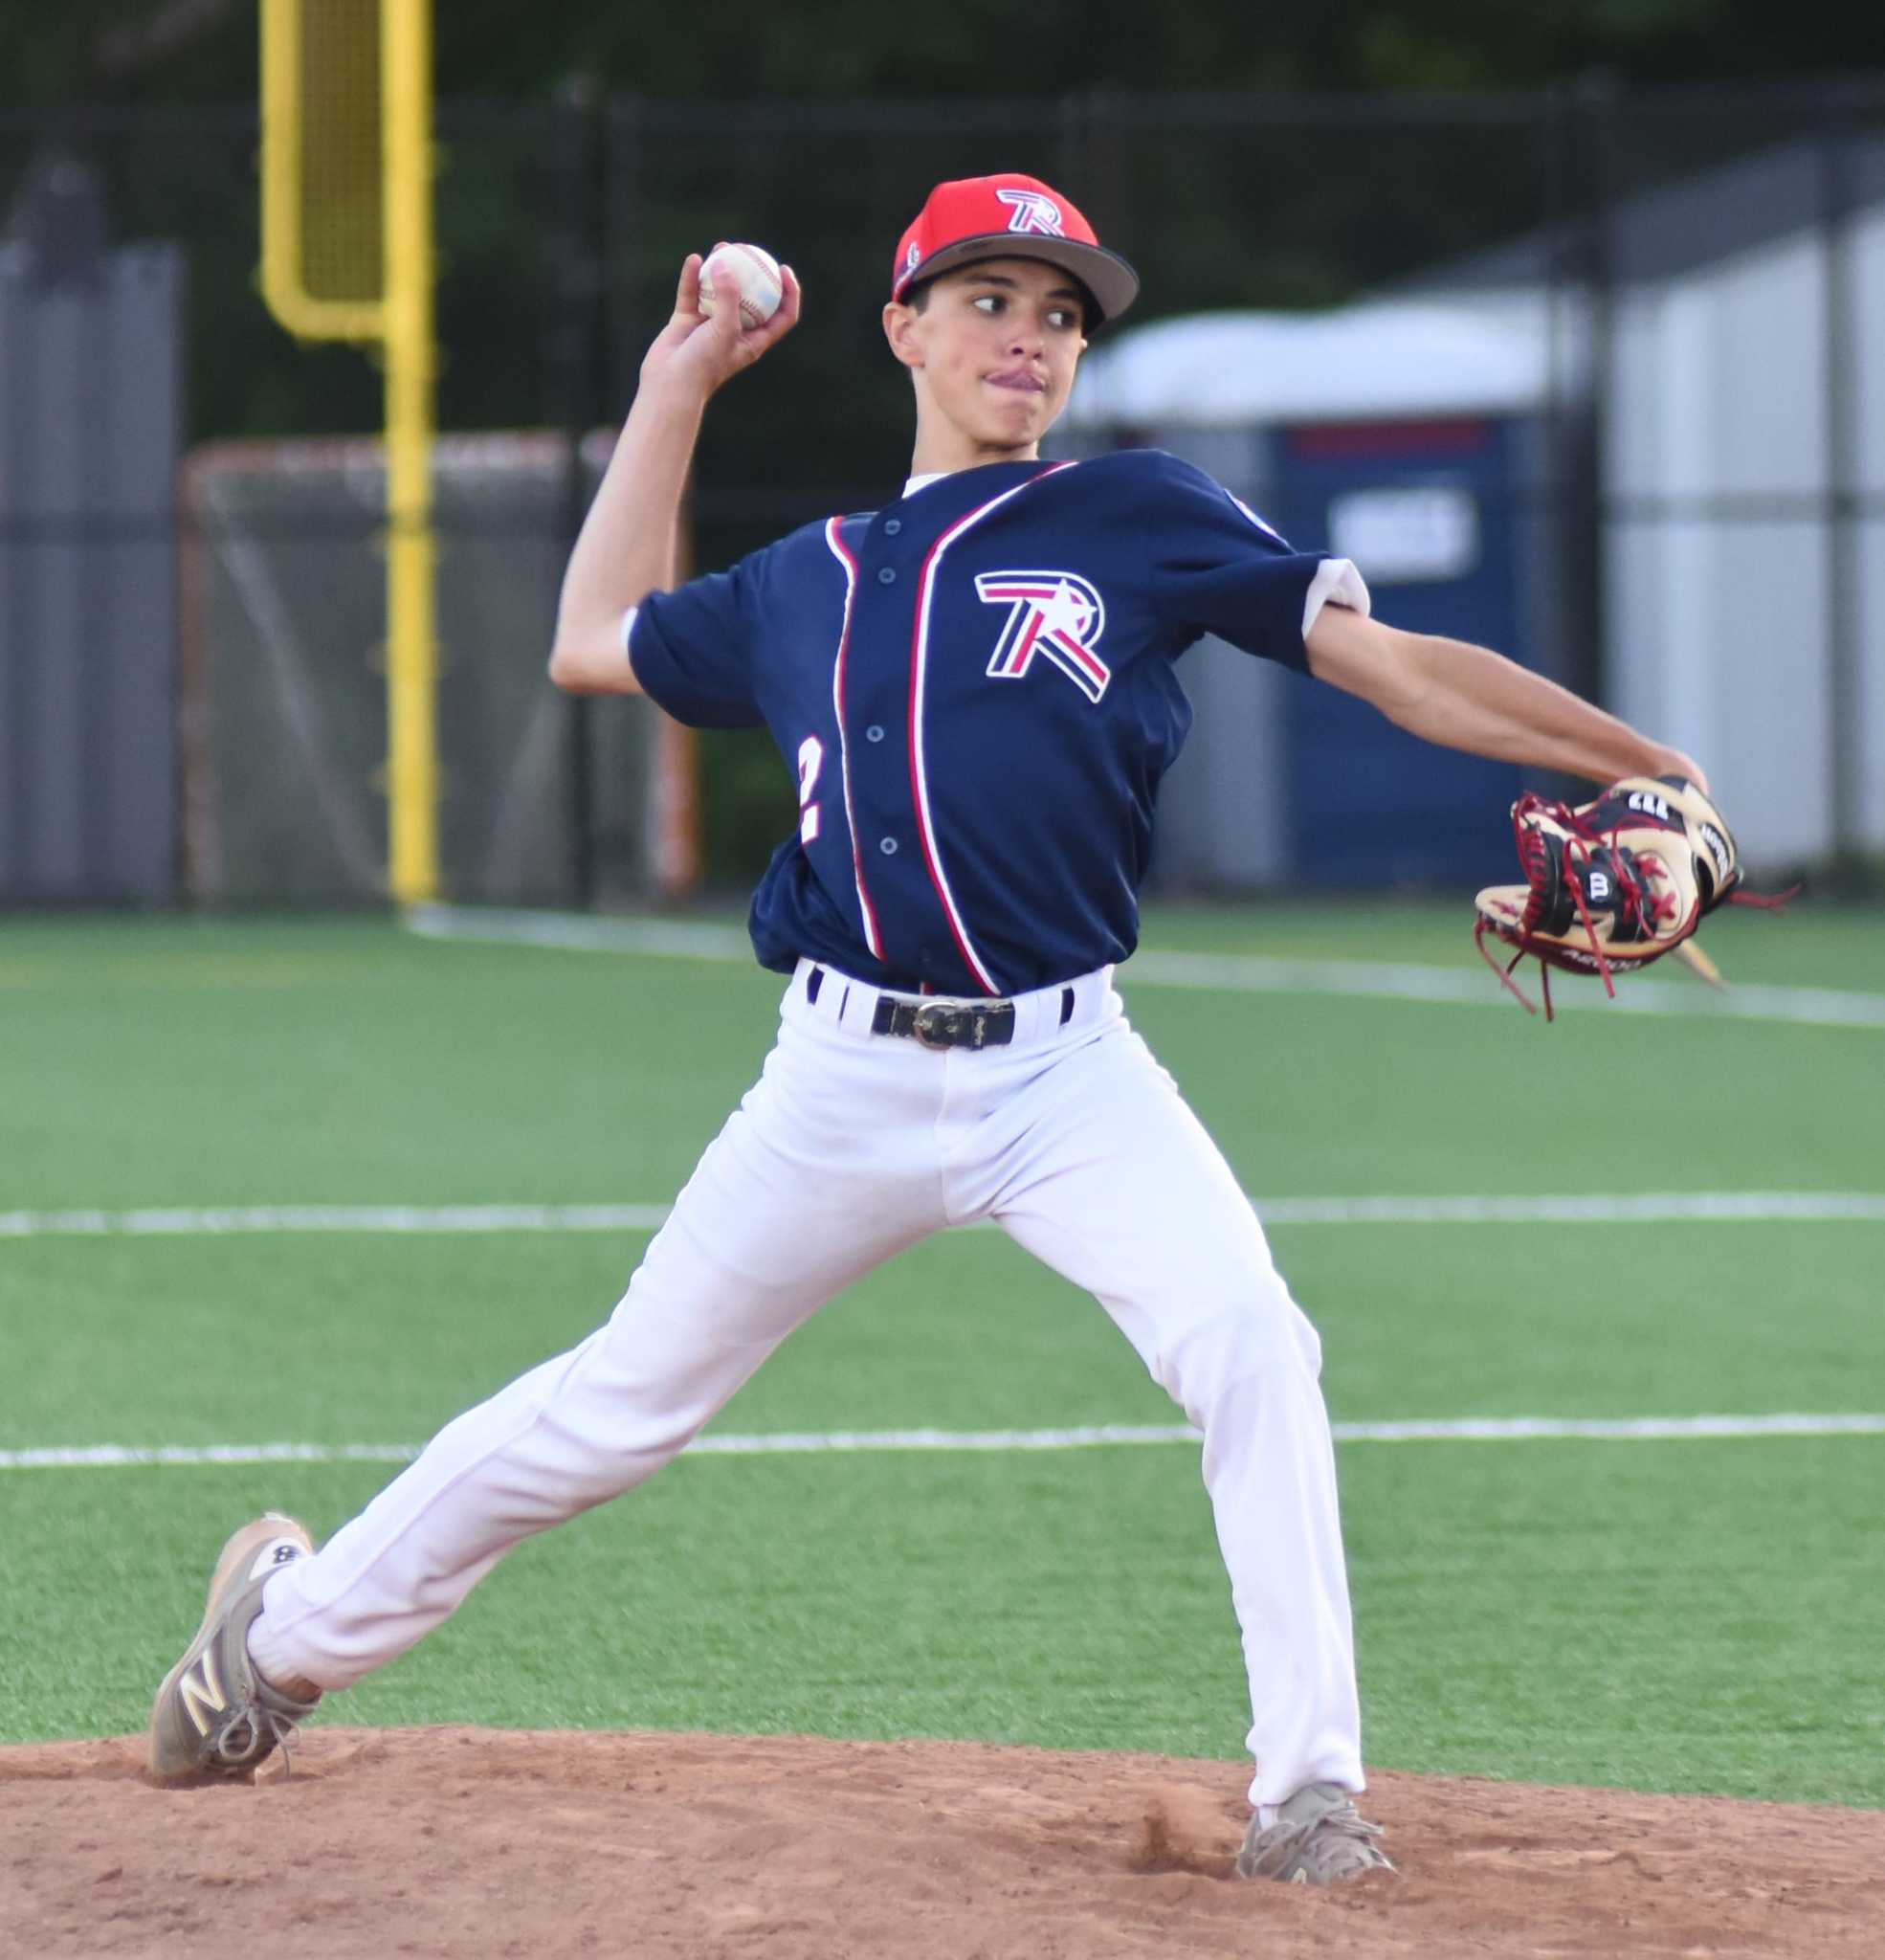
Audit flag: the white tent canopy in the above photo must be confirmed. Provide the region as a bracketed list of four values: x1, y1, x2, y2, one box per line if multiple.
[1065, 294, 1569, 428]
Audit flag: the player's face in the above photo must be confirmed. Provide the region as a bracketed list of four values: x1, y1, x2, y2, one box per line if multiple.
[885, 257, 1089, 466]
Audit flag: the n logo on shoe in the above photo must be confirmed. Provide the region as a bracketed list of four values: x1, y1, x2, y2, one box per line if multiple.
[179, 1648, 227, 1737]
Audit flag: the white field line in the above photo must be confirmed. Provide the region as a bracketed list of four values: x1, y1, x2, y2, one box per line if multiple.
[1127, 949, 1885, 1031]
[0, 1204, 676, 1238]
[6, 1192, 1884, 1239]
[408, 903, 751, 961]
[5, 1413, 1883, 1474]
[404, 902, 1885, 1032]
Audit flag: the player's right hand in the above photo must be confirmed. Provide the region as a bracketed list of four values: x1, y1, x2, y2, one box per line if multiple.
[640, 249, 802, 400]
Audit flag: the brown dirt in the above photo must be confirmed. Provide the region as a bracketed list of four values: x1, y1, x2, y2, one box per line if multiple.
[3, 1726, 1880, 1958]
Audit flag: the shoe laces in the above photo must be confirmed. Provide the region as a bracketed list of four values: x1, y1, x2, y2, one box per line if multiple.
[206, 1699, 304, 1778]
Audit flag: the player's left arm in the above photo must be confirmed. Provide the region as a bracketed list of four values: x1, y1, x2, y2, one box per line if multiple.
[1303, 604, 1706, 791]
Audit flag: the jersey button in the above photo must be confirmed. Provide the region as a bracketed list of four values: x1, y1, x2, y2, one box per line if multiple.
[878, 837, 898, 856]
[876, 567, 897, 585]
[882, 519, 902, 536]
[865, 724, 884, 743]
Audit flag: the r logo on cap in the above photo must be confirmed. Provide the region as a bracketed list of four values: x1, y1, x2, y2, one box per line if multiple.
[995, 189, 1065, 237]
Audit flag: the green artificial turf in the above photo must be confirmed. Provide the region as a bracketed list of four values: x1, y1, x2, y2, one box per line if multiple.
[4, 1437, 1878, 1807]
[3, 1219, 1880, 1449]
[2, 908, 1882, 1808]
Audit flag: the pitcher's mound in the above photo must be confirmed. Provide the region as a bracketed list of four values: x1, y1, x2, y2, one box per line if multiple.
[4, 1726, 1880, 1957]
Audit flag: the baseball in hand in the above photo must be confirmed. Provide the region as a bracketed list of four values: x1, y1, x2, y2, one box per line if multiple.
[698, 243, 784, 328]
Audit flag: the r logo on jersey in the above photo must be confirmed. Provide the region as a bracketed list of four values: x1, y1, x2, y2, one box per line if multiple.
[995, 189, 1066, 237]
[976, 571, 1110, 703]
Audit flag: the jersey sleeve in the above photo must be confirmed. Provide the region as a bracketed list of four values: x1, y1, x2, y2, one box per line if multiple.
[627, 560, 764, 728]
[1142, 454, 1369, 670]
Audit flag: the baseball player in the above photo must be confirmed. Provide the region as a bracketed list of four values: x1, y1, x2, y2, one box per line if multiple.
[151, 173, 1706, 1883]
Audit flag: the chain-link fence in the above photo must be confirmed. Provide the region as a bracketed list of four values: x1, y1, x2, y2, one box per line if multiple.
[3, 80, 1881, 903]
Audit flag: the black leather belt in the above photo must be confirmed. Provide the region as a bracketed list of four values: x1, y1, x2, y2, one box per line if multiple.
[802, 964, 1077, 1049]
[872, 995, 1015, 1050]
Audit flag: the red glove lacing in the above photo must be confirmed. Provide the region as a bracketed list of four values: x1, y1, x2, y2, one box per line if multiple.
[1476, 792, 1795, 1019]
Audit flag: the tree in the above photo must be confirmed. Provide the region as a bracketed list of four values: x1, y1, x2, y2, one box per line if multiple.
[2, 0, 1879, 109]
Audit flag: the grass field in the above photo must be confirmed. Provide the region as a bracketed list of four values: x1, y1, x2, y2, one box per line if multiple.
[3, 903, 1882, 1809]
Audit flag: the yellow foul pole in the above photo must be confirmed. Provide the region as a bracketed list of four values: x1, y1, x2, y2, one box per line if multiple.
[381, 0, 438, 902]
[260, 0, 438, 902]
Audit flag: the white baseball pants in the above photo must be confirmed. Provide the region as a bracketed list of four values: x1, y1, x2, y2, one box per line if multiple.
[251, 960, 1365, 1806]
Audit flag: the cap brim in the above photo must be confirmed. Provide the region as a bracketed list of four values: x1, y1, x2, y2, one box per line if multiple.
[896, 234, 1140, 326]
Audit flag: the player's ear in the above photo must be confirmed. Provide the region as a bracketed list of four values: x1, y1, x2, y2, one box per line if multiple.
[882, 301, 924, 370]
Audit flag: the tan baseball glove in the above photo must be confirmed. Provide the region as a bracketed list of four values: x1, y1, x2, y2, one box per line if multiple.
[1475, 775, 1778, 1018]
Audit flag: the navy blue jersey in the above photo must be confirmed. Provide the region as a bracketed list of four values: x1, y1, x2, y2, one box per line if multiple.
[629, 449, 1366, 997]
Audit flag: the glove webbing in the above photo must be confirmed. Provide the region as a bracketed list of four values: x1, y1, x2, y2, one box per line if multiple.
[1477, 792, 1796, 1021]
[1477, 792, 1679, 1020]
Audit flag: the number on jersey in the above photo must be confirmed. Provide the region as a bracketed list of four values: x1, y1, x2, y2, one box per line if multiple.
[797, 736, 824, 844]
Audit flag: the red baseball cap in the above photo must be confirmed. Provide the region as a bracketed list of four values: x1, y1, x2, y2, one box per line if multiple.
[891, 172, 1140, 327]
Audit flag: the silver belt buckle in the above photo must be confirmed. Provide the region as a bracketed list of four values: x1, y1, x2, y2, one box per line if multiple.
[912, 1001, 963, 1049]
